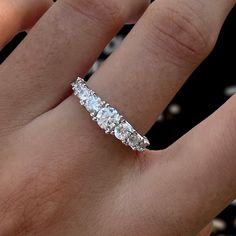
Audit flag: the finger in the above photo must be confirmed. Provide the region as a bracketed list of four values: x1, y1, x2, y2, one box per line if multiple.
[0, 0, 53, 48]
[59, 0, 236, 138]
[139, 95, 236, 235]
[0, 0, 150, 134]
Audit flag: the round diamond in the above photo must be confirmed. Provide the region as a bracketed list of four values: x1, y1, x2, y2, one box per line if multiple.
[78, 88, 91, 102]
[96, 107, 120, 132]
[84, 95, 102, 114]
[114, 122, 133, 141]
[72, 83, 82, 95]
[127, 133, 143, 149]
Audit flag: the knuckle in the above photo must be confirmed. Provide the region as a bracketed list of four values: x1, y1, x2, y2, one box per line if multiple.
[62, 0, 125, 27]
[146, 3, 216, 64]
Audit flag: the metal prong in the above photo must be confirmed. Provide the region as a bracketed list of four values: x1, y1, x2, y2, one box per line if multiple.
[119, 116, 124, 122]
[122, 140, 127, 144]
[144, 137, 150, 146]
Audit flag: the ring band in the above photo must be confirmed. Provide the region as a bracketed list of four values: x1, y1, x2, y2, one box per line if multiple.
[71, 77, 150, 152]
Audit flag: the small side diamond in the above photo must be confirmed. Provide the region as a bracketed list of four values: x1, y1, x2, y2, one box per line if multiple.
[127, 133, 143, 150]
[72, 83, 81, 94]
[84, 95, 103, 114]
[72, 78, 84, 87]
[96, 107, 120, 132]
[78, 87, 91, 102]
[114, 121, 134, 142]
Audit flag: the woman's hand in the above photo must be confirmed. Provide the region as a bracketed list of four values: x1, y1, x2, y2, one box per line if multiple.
[0, 0, 235, 235]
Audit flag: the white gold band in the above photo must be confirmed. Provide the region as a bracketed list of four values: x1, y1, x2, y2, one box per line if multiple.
[72, 77, 150, 152]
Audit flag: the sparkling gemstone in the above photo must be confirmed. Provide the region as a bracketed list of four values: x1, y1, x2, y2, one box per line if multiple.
[78, 88, 91, 102]
[84, 95, 102, 114]
[96, 107, 120, 132]
[127, 133, 143, 149]
[72, 83, 81, 93]
[114, 122, 134, 141]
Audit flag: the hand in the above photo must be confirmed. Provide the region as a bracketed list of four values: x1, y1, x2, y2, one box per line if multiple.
[0, 0, 235, 235]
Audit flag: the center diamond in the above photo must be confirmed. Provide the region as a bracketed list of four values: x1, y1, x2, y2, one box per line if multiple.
[96, 107, 120, 132]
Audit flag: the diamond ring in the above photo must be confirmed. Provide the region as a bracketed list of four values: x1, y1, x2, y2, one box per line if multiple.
[71, 77, 150, 152]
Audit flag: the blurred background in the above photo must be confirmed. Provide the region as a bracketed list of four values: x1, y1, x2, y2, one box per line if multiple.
[0, 3, 235, 236]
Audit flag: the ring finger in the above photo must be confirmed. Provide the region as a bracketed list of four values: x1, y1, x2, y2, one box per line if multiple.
[55, 0, 236, 140]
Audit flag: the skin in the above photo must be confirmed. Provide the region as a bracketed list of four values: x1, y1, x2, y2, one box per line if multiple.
[0, 0, 235, 235]
[0, 0, 53, 47]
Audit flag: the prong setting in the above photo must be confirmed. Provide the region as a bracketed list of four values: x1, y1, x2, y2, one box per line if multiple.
[72, 77, 150, 152]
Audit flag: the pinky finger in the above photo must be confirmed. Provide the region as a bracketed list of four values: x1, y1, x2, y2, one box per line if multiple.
[0, 0, 53, 48]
